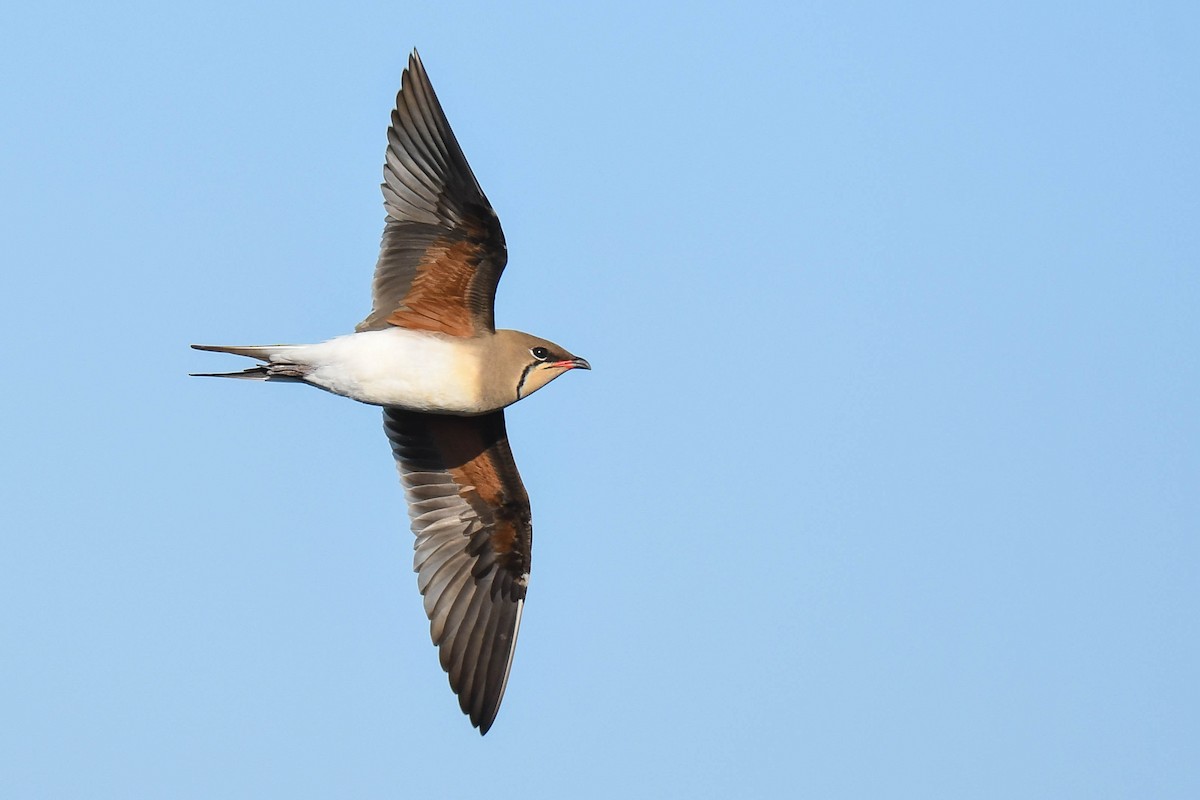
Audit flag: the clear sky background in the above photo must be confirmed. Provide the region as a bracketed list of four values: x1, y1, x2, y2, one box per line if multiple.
[1, 1, 1196, 797]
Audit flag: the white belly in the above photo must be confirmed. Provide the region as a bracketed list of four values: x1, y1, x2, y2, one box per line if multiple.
[288, 329, 484, 412]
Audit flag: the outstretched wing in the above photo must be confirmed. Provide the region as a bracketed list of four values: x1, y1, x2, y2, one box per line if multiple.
[358, 50, 508, 337]
[383, 408, 531, 734]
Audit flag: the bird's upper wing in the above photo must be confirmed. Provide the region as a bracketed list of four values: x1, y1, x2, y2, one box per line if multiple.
[383, 407, 531, 734]
[357, 51, 508, 337]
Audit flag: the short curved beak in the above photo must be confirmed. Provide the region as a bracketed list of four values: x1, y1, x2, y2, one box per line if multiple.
[553, 357, 591, 371]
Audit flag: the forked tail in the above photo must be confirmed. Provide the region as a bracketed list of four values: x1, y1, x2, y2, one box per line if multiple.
[190, 344, 309, 380]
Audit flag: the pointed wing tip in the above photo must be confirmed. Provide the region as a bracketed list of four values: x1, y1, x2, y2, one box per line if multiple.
[465, 595, 523, 736]
[407, 48, 425, 78]
[471, 692, 503, 735]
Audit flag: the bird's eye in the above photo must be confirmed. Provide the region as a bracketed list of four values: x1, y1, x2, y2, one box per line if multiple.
[530, 346, 550, 360]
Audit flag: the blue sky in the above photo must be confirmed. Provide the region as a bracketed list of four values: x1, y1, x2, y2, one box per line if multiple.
[1, 1, 1196, 797]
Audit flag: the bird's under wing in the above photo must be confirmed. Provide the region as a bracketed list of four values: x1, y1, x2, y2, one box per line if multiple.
[383, 407, 531, 734]
[358, 50, 508, 337]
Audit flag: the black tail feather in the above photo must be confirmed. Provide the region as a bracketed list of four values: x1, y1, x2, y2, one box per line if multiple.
[189, 366, 271, 380]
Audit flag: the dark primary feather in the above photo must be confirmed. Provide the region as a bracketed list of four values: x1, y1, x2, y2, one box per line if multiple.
[358, 51, 508, 336]
[383, 408, 532, 734]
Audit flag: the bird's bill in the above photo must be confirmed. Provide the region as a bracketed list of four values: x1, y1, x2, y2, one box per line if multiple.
[552, 357, 591, 371]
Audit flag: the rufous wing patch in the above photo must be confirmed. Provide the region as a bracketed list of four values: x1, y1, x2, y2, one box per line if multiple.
[385, 239, 484, 337]
[425, 414, 530, 570]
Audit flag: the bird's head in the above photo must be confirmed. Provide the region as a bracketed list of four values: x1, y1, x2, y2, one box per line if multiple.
[493, 330, 590, 402]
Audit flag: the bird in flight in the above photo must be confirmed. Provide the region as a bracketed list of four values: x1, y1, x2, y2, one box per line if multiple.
[192, 50, 589, 734]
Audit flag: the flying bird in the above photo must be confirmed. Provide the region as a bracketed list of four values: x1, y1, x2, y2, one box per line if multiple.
[192, 50, 589, 734]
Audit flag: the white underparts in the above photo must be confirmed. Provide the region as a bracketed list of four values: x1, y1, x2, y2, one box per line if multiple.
[278, 329, 486, 412]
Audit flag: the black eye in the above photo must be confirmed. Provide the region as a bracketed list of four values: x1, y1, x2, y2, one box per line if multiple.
[530, 346, 550, 360]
